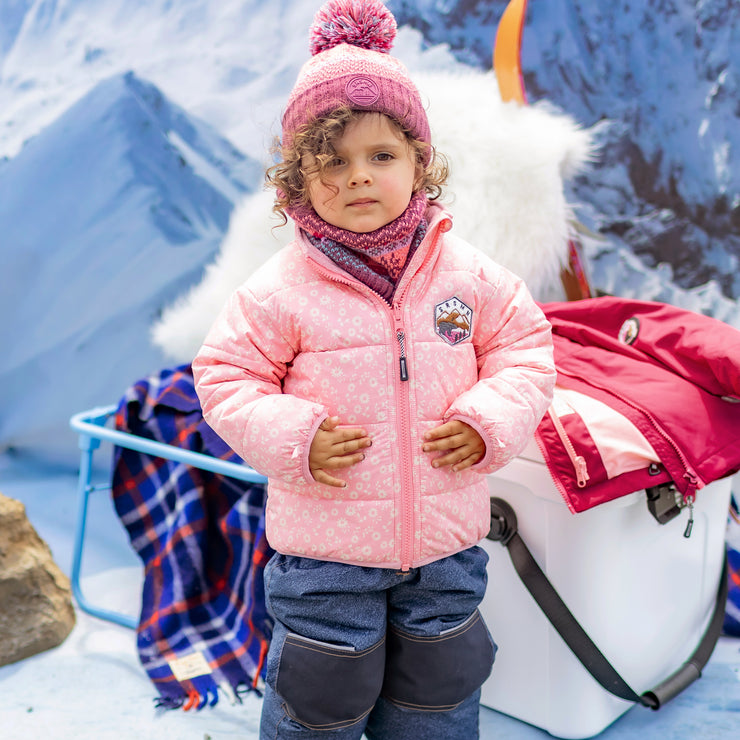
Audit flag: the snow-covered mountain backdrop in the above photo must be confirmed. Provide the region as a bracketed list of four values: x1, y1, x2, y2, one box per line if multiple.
[1, 0, 738, 463]
[0, 69, 258, 459]
[391, 0, 740, 304]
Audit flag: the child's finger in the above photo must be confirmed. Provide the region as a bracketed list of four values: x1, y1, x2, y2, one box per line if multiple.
[452, 452, 483, 472]
[319, 418, 371, 447]
[422, 434, 464, 453]
[430, 449, 465, 469]
[319, 415, 341, 432]
[331, 435, 372, 455]
[430, 441, 483, 468]
[423, 420, 459, 441]
[311, 468, 348, 488]
[321, 451, 366, 469]
[330, 426, 370, 442]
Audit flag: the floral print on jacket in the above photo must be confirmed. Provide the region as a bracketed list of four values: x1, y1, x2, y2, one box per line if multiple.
[193, 204, 556, 569]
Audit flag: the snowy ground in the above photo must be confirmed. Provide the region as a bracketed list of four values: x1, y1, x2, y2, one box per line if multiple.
[1, 449, 739, 740]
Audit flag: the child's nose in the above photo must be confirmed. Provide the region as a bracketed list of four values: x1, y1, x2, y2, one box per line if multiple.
[348, 166, 372, 187]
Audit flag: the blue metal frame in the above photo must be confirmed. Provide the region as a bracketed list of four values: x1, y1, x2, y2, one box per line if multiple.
[69, 405, 267, 629]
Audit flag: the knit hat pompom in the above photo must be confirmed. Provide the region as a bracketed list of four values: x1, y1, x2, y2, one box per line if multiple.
[309, 0, 397, 56]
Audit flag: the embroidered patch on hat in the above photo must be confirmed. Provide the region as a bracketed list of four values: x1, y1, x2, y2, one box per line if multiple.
[346, 75, 381, 106]
[435, 297, 473, 346]
[618, 317, 640, 345]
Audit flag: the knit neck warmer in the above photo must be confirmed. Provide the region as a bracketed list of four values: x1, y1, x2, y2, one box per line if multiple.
[288, 192, 428, 302]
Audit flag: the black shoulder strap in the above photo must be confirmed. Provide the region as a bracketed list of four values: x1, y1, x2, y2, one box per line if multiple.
[488, 497, 728, 710]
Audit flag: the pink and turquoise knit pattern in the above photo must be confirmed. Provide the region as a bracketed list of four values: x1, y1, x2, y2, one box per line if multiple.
[309, 0, 397, 55]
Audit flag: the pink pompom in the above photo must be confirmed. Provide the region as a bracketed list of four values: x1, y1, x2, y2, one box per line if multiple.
[309, 0, 397, 56]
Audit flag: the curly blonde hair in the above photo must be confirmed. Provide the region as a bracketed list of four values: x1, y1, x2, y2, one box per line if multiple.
[266, 107, 448, 223]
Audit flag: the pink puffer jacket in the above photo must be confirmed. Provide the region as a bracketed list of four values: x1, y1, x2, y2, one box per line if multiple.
[193, 204, 555, 569]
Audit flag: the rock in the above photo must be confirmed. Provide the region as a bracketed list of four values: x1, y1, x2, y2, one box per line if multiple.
[0, 492, 76, 666]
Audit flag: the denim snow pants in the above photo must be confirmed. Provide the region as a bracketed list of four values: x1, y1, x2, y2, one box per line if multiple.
[259, 546, 496, 740]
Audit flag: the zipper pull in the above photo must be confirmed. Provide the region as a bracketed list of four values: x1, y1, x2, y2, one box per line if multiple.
[397, 330, 409, 381]
[683, 494, 695, 538]
[682, 471, 699, 538]
[574, 456, 590, 488]
[547, 409, 590, 488]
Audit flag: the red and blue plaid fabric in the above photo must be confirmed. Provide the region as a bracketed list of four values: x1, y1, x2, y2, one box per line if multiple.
[111, 365, 274, 709]
[725, 495, 740, 636]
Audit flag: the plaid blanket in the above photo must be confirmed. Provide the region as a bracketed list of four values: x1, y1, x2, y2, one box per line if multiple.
[111, 365, 274, 709]
[726, 496, 740, 637]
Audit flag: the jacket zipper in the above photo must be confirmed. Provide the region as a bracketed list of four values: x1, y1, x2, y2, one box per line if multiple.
[556, 370, 702, 502]
[391, 228, 443, 570]
[547, 407, 590, 488]
[394, 310, 414, 570]
[304, 222, 446, 570]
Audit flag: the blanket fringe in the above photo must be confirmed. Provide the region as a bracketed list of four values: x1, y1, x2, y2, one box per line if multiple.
[153, 680, 262, 712]
[252, 639, 269, 690]
[153, 696, 185, 710]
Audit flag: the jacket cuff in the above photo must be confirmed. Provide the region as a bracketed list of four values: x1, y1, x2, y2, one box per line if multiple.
[446, 414, 503, 472]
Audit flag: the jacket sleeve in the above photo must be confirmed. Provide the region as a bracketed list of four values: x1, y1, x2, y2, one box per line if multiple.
[446, 269, 556, 474]
[192, 283, 327, 484]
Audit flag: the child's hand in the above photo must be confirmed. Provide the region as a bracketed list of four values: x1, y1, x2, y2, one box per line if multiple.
[423, 420, 485, 472]
[309, 416, 372, 488]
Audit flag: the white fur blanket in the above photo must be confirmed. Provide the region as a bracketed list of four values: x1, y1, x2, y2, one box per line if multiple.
[152, 70, 593, 363]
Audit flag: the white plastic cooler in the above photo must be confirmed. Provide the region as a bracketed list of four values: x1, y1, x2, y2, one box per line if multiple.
[480, 439, 732, 739]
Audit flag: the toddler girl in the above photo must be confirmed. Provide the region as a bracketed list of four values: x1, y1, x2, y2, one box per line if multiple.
[193, 1, 556, 737]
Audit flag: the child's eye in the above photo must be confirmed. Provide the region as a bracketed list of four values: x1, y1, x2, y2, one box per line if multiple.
[374, 152, 394, 162]
[327, 157, 344, 168]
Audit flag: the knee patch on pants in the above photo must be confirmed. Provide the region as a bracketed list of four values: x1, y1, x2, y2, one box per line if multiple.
[275, 633, 386, 730]
[381, 610, 496, 711]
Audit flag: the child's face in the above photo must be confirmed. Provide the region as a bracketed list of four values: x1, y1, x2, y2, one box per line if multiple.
[304, 113, 417, 233]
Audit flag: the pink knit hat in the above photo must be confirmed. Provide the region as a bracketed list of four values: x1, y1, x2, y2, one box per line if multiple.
[282, 0, 431, 151]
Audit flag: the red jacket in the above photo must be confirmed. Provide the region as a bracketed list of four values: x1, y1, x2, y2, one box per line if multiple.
[536, 297, 740, 512]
